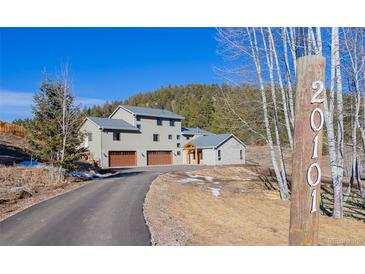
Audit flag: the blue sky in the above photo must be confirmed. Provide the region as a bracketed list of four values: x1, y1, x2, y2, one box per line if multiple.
[0, 28, 224, 121]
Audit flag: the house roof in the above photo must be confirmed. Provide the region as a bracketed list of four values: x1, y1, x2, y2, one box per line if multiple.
[188, 133, 246, 149]
[181, 127, 213, 136]
[111, 105, 184, 120]
[87, 117, 140, 131]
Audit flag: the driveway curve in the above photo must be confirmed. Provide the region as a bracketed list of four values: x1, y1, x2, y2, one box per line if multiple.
[0, 165, 201, 246]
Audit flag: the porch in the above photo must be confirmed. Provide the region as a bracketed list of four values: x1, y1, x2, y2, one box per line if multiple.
[185, 143, 203, 165]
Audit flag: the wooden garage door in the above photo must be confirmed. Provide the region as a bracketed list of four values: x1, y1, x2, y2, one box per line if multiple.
[147, 151, 172, 165]
[109, 151, 136, 167]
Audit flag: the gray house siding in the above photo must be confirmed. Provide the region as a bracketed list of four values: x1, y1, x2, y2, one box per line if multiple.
[200, 148, 216, 165]
[214, 137, 245, 165]
[80, 120, 102, 163]
[81, 107, 245, 168]
[109, 106, 136, 125]
[100, 110, 184, 167]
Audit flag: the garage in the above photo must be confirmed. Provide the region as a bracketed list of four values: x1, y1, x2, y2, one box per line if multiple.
[109, 151, 137, 167]
[147, 151, 172, 165]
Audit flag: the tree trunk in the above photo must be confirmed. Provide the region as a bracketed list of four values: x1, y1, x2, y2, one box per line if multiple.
[247, 27, 289, 200]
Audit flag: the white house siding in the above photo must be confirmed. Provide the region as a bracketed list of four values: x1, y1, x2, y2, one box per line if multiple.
[80, 120, 102, 163]
[214, 137, 245, 165]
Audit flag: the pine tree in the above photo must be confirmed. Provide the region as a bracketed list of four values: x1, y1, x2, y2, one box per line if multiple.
[28, 72, 85, 171]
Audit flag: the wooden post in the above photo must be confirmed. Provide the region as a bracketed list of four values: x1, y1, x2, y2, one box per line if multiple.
[289, 55, 326, 246]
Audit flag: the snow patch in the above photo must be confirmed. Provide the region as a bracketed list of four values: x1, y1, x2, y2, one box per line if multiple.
[185, 172, 214, 182]
[68, 171, 113, 179]
[176, 178, 203, 184]
[208, 187, 221, 197]
[202, 176, 214, 182]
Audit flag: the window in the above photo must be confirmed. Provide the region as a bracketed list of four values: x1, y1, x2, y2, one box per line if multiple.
[218, 150, 221, 161]
[186, 136, 191, 140]
[153, 134, 160, 142]
[157, 118, 163, 126]
[169, 119, 175, 127]
[113, 132, 120, 141]
[177, 151, 181, 156]
[87, 132, 93, 142]
[168, 134, 172, 140]
[177, 143, 180, 148]
[136, 115, 141, 122]
[177, 134, 180, 140]
[240, 150, 243, 160]
[137, 124, 141, 130]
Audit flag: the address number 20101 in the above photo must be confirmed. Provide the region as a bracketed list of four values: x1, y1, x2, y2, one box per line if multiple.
[307, 80, 324, 214]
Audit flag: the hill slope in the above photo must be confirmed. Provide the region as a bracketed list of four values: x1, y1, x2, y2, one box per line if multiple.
[85, 84, 267, 145]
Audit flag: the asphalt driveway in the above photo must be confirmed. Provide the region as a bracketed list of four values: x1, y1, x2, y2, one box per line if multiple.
[0, 165, 202, 246]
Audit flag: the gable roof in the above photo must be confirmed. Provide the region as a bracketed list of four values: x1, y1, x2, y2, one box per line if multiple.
[110, 105, 184, 120]
[181, 127, 213, 136]
[87, 117, 140, 131]
[188, 133, 245, 149]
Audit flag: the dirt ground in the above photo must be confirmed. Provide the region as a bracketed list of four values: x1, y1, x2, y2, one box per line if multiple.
[144, 165, 365, 246]
[0, 165, 91, 221]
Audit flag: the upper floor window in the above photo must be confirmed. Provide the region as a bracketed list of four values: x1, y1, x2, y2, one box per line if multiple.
[136, 115, 141, 122]
[87, 132, 93, 142]
[240, 150, 243, 160]
[153, 134, 160, 142]
[137, 124, 141, 130]
[113, 132, 120, 141]
[177, 143, 181, 148]
[168, 134, 172, 140]
[169, 119, 175, 127]
[186, 136, 191, 140]
[177, 134, 180, 140]
[157, 118, 163, 126]
[177, 151, 181, 156]
[218, 150, 221, 161]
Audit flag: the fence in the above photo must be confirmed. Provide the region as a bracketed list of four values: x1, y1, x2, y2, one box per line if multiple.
[320, 192, 365, 222]
[0, 121, 27, 137]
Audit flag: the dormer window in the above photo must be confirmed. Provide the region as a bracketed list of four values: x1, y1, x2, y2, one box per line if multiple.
[157, 118, 163, 126]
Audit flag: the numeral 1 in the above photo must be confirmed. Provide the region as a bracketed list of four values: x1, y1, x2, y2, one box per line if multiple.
[311, 135, 318, 159]
[311, 189, 317, 213]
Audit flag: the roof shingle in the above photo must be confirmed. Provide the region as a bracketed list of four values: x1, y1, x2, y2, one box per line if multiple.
[181, 127, 213, 136]
[118, 105, 184, 120]
[188, 133, 232, 148]
[88, 117, 139, 131]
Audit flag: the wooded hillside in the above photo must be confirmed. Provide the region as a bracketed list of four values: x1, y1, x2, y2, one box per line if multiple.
[84, 83, 355, 146]
[84, 84, 272, 145]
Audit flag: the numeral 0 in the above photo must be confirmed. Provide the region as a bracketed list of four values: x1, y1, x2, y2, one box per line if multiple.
[310, 108, 324, 132]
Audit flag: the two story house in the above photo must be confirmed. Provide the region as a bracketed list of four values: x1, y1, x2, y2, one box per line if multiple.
[80, 105, 245, 168]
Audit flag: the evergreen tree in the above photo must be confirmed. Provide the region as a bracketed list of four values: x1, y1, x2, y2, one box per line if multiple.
[28, 74, 85, 170]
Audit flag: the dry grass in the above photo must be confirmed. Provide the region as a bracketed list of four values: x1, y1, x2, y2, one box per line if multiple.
[0, 121, 27, 138]
[144, 165, 365, 246]
[0, 165, 88, 221]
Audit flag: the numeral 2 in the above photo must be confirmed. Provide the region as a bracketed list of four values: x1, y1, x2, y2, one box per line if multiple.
[311, 80, 324, 104]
